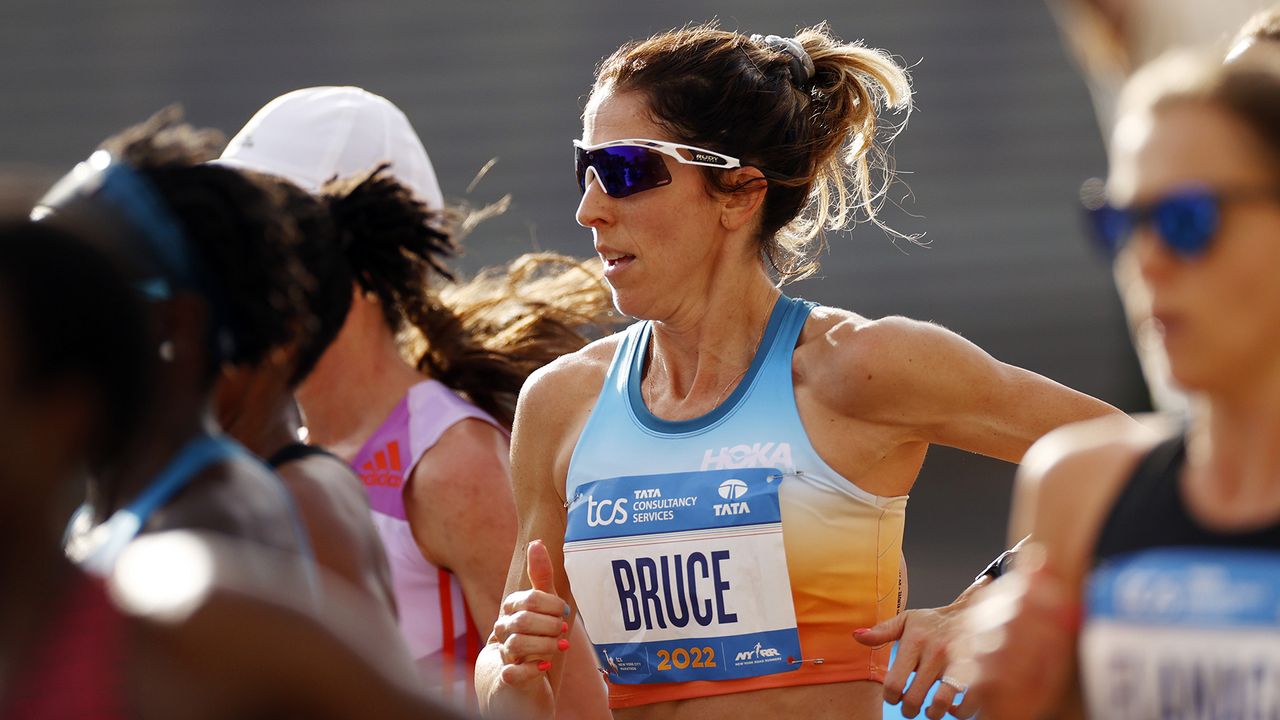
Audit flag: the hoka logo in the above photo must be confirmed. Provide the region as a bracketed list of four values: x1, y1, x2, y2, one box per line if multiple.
[359, 440, 404, 488]
[700, 442, 793, 471]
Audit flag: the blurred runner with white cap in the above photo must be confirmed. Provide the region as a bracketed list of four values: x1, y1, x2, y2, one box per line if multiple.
[219, 87, 612, 717]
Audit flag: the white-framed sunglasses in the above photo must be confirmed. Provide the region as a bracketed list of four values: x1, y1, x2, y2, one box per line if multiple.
[573, 138, 742, 198]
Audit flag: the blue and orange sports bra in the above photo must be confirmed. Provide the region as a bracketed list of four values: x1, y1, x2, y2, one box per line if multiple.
[563, 294, 909, 709]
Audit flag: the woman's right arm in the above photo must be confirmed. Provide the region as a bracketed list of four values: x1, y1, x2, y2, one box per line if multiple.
[476, 355, 606, 719]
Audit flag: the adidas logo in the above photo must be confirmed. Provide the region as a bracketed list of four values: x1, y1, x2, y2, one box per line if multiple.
[359, 440, 404, 487]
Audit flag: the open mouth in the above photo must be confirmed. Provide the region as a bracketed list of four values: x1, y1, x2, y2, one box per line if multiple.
[600, 252, 636, 273]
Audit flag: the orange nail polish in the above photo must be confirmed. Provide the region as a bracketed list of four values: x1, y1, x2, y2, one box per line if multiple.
[558, 638, 570, 651]
[537, 660, 551, 672]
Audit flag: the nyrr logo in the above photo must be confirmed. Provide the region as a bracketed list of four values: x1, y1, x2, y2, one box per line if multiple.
[586, 496, 629, 527]
[734, 642, 781, 662]
[701, 442, 793, 471]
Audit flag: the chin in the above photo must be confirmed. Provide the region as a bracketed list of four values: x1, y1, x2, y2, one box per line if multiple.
[607, 286, 655, 321]
[1164, 350, 1222, 395]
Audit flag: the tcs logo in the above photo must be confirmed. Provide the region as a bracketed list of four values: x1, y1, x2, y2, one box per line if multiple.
[586, 496, 629, 527]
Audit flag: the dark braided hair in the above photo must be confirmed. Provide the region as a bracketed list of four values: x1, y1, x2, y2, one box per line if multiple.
[324, 164, 456, 330]
[248, 176, 351, 387]
[322, 165, 615, 427]
[97, 108, 310, 379]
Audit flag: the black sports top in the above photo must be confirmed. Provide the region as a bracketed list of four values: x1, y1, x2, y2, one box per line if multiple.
[1080, 435, 1280, 719]
[1093, 435, 1280, 561]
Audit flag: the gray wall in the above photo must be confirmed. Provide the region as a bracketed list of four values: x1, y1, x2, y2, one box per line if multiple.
[1, 0, 1147, 607]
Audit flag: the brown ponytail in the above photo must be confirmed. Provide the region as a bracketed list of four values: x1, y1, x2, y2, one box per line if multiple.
[595, 21, 914, 281]
[323, 166, 615, 427]
[402, 254, 615, 427]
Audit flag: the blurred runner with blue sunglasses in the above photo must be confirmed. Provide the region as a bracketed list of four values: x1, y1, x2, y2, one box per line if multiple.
[963, 46, 1280, 720]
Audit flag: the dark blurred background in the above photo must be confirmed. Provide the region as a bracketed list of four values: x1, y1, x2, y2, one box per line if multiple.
[0, 0, 1151, 607]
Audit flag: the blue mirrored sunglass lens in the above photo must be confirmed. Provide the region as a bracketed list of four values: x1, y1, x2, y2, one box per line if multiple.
[1088, 205, 1131, 254]
[576, 146, 671, 198]
[1154, 193, 1218, 256]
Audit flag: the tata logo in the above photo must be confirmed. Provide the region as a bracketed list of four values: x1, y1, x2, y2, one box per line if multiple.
[586, 496, 629, 527]
[717, 478, 748, 500]
[701, 442, 793, 471]
[734, 642, 781, 662]
[714, 501, 750, 517]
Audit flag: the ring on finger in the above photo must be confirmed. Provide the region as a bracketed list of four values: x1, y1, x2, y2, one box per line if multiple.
[939, 675, 968, 694]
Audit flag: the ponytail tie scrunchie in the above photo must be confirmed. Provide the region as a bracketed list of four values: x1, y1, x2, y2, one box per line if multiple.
[750, 34, 816, 88]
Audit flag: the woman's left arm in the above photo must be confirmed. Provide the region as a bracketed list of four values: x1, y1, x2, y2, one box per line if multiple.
[833, 315, 1127, 462]
[836, 315, 1132, 718]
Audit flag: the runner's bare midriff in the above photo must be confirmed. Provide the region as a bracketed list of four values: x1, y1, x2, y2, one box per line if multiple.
[612, 678, 884, 720]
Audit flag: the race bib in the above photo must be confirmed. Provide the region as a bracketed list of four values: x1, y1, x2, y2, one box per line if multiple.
[1081, 548, 1280, 719]
[564, 468, 802, 684]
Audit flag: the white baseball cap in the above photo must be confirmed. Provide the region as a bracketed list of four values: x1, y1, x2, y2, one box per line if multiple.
[217, 86, 444, 209]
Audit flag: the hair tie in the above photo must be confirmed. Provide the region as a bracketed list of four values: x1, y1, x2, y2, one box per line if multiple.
[750, 34, 816, 88]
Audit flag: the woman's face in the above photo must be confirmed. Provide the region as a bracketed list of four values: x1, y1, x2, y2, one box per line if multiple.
[576, 88, 741, 320]
[1109, 101, 1280, 393]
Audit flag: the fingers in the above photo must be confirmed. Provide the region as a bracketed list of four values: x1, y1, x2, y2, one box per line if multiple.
[501, 588, 569, 620]
[526, 539, 557, 594]
[497, 629, 565, 666]
[494, 606, 572, 674]
[950, 690, 979, 719]
[498, 659, 549, 687]
[924, 680, 960, 720]
[853, 610, 908, 647]
[881, 634, 919, 705]
[493, 541, 574, 685]
[899, 642, 948, 718]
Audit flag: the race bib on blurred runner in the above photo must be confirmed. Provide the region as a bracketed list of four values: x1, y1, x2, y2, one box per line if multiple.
[563, 468, 801, 684]
[1082, 548, 1280, 719]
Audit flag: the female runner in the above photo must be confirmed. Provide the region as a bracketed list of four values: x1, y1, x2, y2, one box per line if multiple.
[963, 47, 1280, 720]
[478, 22, 1125, 720]
[219, 87, 613, 714]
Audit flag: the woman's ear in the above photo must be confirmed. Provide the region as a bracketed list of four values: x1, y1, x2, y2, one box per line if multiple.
[718, 167, 769, 232]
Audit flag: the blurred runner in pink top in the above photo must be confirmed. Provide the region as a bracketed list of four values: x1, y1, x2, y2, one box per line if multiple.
[219, 87, 614, 716]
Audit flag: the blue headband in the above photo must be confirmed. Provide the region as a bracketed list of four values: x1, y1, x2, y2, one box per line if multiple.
[32, 150, 236, 361]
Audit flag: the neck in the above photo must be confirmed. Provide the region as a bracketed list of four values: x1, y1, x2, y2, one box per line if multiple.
[90, 377, 213, 520]
[296, 320, 424, 454]
[1191, 376, 1280, 498]
[221, 375, 301, 461]
[647, 272, 780, 404]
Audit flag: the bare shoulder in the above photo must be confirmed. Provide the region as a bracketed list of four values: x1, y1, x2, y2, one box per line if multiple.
[513, 329, 622, 456]
[508, 329, 625, 512]
[407, 415, 512, 499]
[153, 456, 301, 553]
[800, 306, 967, 365]
[518, 330, 620, 417]
[1021, 413, 1166, 504]
[795, 306, 958, 404]
[1012, 414, 1167, 574]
